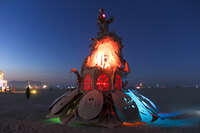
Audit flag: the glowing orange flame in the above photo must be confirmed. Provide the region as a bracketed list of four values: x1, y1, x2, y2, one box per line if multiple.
[86, 37, 121, 70]
[122, 122, 147, 126]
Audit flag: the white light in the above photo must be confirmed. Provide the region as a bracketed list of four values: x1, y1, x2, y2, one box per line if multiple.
[42, 85, 47, 89]
[136, 86, 140, 89]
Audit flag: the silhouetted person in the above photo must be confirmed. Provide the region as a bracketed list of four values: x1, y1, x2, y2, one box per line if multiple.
[25, 86, 30, 99]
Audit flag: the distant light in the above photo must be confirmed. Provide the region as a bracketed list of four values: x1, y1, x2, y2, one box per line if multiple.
[31, 89, 37, 94]
[32, 86, 40, 89]
[28, 84, 32, 89]
[102, 13, 106, 18]
[43, 85, 47, 89]
[136, 86, 140, 89]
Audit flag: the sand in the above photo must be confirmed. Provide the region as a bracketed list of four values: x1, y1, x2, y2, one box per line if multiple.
[0, 88, 200, 133]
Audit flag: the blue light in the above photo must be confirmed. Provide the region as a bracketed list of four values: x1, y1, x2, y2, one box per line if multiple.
[124, 89, 155, 123]
[123, 89, 200, 127]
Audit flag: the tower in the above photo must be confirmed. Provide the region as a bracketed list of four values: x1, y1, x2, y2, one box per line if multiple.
[0, 70, 8, 92]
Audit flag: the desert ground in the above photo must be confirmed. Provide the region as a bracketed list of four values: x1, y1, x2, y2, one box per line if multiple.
[0, 88, 200, 133]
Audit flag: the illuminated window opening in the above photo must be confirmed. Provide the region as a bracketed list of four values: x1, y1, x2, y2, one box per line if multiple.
[96, 74, 110, 91]
[115, 74, 122, 90]
[84, 74, 92, 91]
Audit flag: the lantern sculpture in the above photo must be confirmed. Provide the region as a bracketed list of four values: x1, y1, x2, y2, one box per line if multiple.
[47, 9, 160, 127]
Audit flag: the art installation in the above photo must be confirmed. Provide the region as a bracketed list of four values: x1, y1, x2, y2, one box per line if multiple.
[47, 9, 200, 128]
[0, 70, 8, 92]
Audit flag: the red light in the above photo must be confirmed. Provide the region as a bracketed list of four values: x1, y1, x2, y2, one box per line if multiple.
[115, 74, 122, 90]
[102, 14, 106, 18]
[83, 74, 92, 91]
[96, 74, 110, 91]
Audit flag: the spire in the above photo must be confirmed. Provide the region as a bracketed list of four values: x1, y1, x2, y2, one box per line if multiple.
[97, 8, 114, 35]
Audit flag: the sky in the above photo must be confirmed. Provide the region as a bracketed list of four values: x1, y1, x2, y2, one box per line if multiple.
[0, 0, 200, 85]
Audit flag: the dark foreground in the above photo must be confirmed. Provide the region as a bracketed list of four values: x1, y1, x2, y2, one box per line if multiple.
[0, 88, 200, 133]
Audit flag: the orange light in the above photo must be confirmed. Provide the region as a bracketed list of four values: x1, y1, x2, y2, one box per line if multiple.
[86, 37, 121, 70]
[31, 89, 37, 94]
[122, 122, 146, 126]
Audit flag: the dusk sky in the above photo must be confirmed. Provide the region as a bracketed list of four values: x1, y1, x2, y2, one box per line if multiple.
[0, 0, 200, 85]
